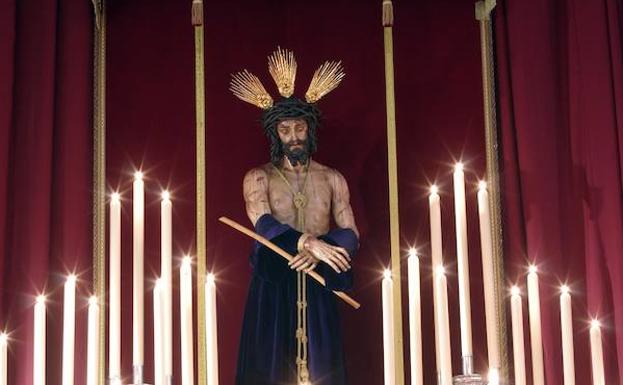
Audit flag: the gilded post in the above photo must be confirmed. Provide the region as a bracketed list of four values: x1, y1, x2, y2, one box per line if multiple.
[475, 1, 509, 382]
[192, 1, 208, 385]
[92, 1, 107, 384]
[382, 1, 405, 384]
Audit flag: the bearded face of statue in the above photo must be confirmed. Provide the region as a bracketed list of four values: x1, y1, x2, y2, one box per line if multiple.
[276, 118, 311, 167]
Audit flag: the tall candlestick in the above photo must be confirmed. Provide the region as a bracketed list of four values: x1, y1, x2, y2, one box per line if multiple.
[62, 275, 77, 385]
[407, 250, 423, 385]
[205, 274, 219, 385]
[560, 286, 575, 385]
[477, 181, 500, 370]
[180, 257, 194, 385]
[33, 295, 46, 385]
[0, 333, 7, 385]
[154, 279, 165, 385]
[109, 192, 121, 382]
[428, 185, 442, 377]
[382, 269, 396, 385]
[435, 267, 453, 385]
[161, 191, 173, 381]
[510, 286, 526, 385]
[589, 320, 605, 385]
[453, 163, 473, 370]
[133, 171, 145, 382]
[87, 297, 100, 385]
[527, 266, 545, 385]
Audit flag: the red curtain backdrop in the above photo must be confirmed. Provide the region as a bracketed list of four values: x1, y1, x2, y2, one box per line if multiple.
[106, 1, 488, 384]
[496, 0, 623, 384]
[0, 1, 93, 385]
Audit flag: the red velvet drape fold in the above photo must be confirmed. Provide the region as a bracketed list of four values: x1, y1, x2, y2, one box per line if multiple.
[496, 0, 623, 383]
[0, 1, 93, 384]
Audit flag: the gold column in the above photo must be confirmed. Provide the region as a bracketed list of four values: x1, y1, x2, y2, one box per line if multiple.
[382, 1, 405, 384]
[92, 2, 107, 385]
[192, 2, 208, 385]
[475, 1, 509, 382]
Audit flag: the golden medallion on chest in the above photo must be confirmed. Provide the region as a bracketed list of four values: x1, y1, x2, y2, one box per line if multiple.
[274, 162, 311, 211]
[293, 191, 308, 209]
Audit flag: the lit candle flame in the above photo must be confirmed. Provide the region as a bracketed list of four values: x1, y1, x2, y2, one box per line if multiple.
[560, 285, 570, 294]
[454, 162, 464, 172]
[207, 273, 216, 283]
[528, 264, 538, 274]
[134, 171, 144, 180]
[511, 285, 521, 296]
[435, 265, 445, 277]
[162, 190, 171, 201]
[478, 180, 487, 191]
[430, 184, 439, 195]
[383, 269, 392, 280]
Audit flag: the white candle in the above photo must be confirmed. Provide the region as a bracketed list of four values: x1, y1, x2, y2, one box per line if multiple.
[382, 269, 396, 385]
[407, 250, 423, 385]
[205, 274, 219, 385]
[435, 267, 453, 385]
[0, 333, 7, 385]
[429, 185, 443, 270]
[180, 257, 194, 385]
[109, 192, 121, 380]
[510, 286, 526, 385]
[161, 191, 173, 379]
[154, 279, 165, 385]
[453, 163, 473, 362]
[62, 275, 77, 385]
[133, 171, 145, 369]
[428, 185, 442, 377]
[477, 181, 500, 370]
[33, 295, 46, 385]
[527, 266, 545, 385]
[87, 297, 100, 385]
[590, 320, 605, 385]
[560, 286, 575, 385]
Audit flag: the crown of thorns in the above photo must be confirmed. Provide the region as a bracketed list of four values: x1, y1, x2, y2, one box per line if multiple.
[229, 47, 345, 109]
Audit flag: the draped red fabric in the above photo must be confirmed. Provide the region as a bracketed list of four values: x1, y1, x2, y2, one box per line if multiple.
[0, 1, 93, 384]
[496, 0, 623, 383]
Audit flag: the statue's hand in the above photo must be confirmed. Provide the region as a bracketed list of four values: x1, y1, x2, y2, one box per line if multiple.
[303, 237, 351, 273]
[289, 251, 319, 273]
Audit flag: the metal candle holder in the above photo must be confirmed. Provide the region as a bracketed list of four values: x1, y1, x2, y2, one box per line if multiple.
[452, 355, 486, 385]
[130, 365, 150, 385]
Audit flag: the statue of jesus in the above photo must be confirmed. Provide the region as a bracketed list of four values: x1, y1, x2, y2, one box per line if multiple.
[231, 49, 359, 385]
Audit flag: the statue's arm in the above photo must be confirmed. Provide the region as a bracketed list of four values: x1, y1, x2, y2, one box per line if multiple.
[331, 169, 359, 238]
[243, 167, 272, 226]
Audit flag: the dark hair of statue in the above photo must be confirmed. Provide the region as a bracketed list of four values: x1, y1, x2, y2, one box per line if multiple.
[261, 97, 320, 166]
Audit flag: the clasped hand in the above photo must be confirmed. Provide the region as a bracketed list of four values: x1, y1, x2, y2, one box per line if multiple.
[289, 236, 351, 273]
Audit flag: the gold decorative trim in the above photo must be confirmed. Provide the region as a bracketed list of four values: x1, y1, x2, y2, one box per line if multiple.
[381, 1, 405, 384]
[193, 1, 208, 384]
[475, 1, 510, 382]
[92, 1, 106, 384]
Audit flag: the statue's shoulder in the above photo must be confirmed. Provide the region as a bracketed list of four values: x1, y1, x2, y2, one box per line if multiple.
[244, 163, 272, 181]
[311, 160, 343, 180]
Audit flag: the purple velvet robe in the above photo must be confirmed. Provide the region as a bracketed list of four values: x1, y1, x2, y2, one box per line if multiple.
[235, 214, 358, 385]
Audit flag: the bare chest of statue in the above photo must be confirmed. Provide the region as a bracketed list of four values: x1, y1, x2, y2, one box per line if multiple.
[265, 164, 332, 236]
